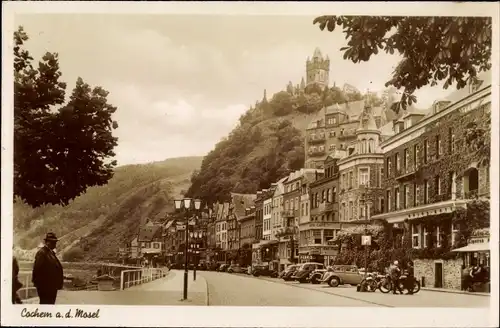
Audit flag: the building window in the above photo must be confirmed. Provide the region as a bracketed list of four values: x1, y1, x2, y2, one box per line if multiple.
[395, 153, 401, 172]
[424, 180, 430, 204]
[359, 203, 366, 218]
[435, 175, 441, 196]
[449, 128, 455, 153]
[324, 229, 334, 244]
[349, 171, 353, 188]
[451, 222, 459, 246]
[348, 201, 353, 220]
[414, 184, 420, 206]
[424, 139, 429, 164]
[313, 230, 322, 244]
[436, 135, 441, 159]
[404, 184, 410, 209]
[327, 189, 331, 202]
[341, 203, 346, 221]
[341, 174, 346, 189]
[386, 190, 392, 212]
[395, 187, 400, 210]
[378, 168, 384, 188]
[359, 168, 370, 187]
[306, 202, 309, 215]
[332, 187, 336, 203]
[404, 148, 409, 171]
[379, 197, 385, 213]
[422, 226, 428, 248]
[387, 158, 392, 176]
[412, 224, 421, 248]
[414, 144, 419, 169]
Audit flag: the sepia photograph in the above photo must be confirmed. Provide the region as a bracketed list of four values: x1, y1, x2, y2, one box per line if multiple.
[1, 1, 498, 327]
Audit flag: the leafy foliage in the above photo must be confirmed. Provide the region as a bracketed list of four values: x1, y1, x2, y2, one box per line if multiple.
[14, 26, 119, 207]
[313, 16, 492, 112]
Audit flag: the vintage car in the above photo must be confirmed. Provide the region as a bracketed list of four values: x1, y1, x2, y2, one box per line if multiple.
[291, 262, 324, 283]
[281, 264, 299, 281]
[252, 264, 278, 277]
[321, 264, 364, 287]
[308, 267, 330, 284]
[227, 264, 246, 273]
[218, 263, 230, 272]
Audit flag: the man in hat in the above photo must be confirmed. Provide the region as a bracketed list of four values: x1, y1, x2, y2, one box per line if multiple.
[32, 232, 64, 304]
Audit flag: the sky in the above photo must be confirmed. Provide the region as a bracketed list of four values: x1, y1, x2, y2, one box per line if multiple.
[16, 14, 456, 166]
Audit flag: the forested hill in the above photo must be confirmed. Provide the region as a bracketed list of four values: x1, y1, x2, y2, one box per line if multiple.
[13, 156, 202, 261]
[186, 85, 387, 203]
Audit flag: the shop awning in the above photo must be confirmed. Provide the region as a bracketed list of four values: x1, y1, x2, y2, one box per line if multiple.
[452, 243, 490, 252]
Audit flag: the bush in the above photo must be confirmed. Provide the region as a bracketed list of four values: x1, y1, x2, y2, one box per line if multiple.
[62, 247, 85, 262]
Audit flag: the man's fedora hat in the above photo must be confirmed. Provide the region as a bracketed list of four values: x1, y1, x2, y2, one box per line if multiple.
[44, 232, 59, 241]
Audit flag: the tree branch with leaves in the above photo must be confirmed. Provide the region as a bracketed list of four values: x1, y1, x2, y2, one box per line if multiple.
[313, 16, 492, 112]
[14, 26, 119, 208]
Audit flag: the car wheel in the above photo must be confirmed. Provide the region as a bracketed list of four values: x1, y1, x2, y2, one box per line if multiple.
[329, 277, 340, 287]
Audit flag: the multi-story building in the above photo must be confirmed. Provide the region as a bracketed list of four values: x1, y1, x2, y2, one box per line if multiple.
[137, 221, 163, 266]
[271, 177, 288, 240]
[278, 169, 321, 270]
[254, 190, 265, 243]
[337, 104, 387, 224]
[372, 73, 491, 290]
[262, 193, 273, 240]
[239, 206, 256, 266]
[253, 187, 277, 265]
[302, 155, 341, 265]
[205, 204, 217, 262]
[227, 193, 256, 261]
[305, 100, 376, 169]
[215, 202, 229, 262]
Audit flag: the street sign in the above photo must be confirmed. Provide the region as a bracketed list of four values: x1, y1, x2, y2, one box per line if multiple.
[361, 235, 371, 246]
[177, 225, 186, 230]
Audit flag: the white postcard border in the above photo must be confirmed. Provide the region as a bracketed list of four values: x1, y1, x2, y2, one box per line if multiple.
[1, 1, 498, 327]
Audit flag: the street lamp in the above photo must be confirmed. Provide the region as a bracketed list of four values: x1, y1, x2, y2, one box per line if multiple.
[189, 230, 204, 281]
[174, 198, 202, 301]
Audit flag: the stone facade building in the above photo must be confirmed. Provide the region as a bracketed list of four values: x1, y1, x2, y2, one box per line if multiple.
[337, 104, 386, 223]
[302, 154, 340, 265]
[372, 73, 491, 290]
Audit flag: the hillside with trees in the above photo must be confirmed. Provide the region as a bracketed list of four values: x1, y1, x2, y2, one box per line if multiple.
[13, 156, 203, 261]
[186, 84, 380, 203]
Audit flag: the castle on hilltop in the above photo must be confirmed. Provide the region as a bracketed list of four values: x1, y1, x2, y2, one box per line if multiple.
[305, 47, 330, 89]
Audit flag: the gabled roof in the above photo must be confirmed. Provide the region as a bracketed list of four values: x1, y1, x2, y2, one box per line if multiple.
[138, 223, 162, 242]
[230, 193, 257, 219]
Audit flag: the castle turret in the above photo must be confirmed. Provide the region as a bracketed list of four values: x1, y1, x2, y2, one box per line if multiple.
[356, 104, 381, 154]
[306, 47, 330, 89]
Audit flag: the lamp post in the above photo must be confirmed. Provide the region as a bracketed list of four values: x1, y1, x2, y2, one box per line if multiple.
[190, 231, 203, 281]
[174, 198, 201, 301]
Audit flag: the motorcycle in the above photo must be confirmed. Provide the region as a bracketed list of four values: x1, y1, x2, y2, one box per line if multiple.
[378, 274, 421, 294]
[359, 272, 379, 292]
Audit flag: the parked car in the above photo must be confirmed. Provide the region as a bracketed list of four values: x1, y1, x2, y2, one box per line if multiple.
[247, 266, 252, 275]
[321, 265, 364, 287]
[252, 264, 278, 277]
[309, 268, 328, 284]
[218, 264, 230, 272]
[292, 262, 324, 283]
[282, 265, 299, 281]
[205, 262, 219, 271]
[227, 264, 246, 273]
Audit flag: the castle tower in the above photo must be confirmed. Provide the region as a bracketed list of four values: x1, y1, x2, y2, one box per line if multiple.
[306, 47, 330, 89]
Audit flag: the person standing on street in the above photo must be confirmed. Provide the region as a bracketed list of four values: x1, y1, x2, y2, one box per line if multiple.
[32, 232, 64, 304]
[12, 257, 23, 304]
[389, 260, 403, 295]
[404, 260, 415, 295]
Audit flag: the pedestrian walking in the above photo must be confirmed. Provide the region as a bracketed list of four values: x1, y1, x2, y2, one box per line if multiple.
[12, 257, 23, 304]
[32, 232, 64, 304]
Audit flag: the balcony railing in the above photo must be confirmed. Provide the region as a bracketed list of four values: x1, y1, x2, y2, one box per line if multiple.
[337, 133, 355, 140]
[308, 149, 326, 156]
[395, 167, 416, 181]
[308, 134, 326, 144]
[281, 209, 296, 218]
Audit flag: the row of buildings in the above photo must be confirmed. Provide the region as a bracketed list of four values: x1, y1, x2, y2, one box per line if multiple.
[121, 56, 491, 290]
